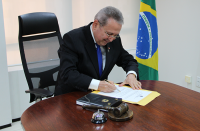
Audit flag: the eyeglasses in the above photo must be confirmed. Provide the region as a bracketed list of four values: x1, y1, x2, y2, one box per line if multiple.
[98, 20, 120, 39]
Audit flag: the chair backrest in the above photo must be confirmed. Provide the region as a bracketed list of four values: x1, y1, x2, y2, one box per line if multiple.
[18, 12, 62, 102]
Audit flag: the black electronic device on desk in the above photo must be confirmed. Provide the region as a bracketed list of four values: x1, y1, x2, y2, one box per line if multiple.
[76, 93, 122, 107]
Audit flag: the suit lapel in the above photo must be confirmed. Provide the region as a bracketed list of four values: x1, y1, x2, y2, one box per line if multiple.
[85, 43, 99, 77]
[83, 23, 100, 77]
[101, 42, 114, 78]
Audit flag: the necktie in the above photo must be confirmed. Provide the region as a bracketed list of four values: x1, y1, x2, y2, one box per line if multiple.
[96, 43, 102, 77]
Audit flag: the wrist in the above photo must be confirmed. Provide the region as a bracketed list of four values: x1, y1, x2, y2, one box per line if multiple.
[126, 71, 137, 78]
[127, 73, 136, 78]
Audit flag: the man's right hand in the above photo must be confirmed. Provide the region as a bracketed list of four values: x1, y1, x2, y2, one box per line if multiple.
[98, 80, 116, 92]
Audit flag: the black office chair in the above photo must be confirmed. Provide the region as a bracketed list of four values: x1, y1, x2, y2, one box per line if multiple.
[18, 12, 62, 103]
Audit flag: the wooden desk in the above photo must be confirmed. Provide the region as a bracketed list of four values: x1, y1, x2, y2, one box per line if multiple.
[21, 80, 200, 131]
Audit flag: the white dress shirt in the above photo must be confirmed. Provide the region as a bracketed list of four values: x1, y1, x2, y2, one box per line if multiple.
[88, 24, 137, 90]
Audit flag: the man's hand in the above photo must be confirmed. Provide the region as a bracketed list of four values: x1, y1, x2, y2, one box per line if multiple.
[98, 80, 116, 92]
[119, 74, 142, 90]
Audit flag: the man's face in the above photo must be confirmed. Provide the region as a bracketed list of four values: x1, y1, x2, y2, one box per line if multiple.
[92, 18, 122, 46]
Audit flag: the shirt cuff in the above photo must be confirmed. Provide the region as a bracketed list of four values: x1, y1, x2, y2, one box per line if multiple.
[88, 79, 100, 90]
[126, 71, 137, 78]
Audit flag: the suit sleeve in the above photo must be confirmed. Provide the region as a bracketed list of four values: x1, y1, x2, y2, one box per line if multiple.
[115, 38, 139, 80]
[58, 34, 92, 92]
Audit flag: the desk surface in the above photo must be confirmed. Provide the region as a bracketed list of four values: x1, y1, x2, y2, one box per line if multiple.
[21, 80, 200, 131]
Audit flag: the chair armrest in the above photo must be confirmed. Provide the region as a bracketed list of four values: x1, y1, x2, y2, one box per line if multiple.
[25, 88, 53, 97]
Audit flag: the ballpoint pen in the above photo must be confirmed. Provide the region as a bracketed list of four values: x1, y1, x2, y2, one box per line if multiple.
[104, 79, 121, 92]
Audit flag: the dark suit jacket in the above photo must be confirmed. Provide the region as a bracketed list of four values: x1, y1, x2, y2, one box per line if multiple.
[54, 22, 139, 96]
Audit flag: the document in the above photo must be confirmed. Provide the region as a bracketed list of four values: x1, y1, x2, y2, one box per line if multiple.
[92, 85, 160, 106]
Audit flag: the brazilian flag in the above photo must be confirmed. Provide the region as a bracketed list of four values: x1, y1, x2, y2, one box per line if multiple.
[136, 0, 158, 80]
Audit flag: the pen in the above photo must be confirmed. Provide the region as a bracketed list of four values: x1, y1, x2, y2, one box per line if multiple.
[104, 79, 121, 92]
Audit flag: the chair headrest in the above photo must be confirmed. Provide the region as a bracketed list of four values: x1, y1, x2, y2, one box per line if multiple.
[19, 12, 59, 36]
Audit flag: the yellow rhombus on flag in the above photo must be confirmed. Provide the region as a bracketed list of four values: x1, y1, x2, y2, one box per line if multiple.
[136, 0, 158, 80]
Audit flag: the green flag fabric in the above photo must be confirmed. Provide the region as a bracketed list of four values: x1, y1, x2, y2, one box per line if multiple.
[136, 0, 158, 80]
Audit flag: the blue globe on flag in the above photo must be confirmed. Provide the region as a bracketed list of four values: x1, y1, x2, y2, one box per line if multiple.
[136, 12, 158, 59]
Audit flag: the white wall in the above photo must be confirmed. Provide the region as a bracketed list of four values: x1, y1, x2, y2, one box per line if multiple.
[1, 0, 73, 122]
[72, 0, 140, 50]
[72, 0, 140, 83]
[106, 0, 200, 93]
[0, 0, 12, 127]
[157, 0, 200, 92]
[8, 66, 34, 119]
[3, 0, 73, 65]
[72, 0, 200, 93]
[1, 0, 200, 126]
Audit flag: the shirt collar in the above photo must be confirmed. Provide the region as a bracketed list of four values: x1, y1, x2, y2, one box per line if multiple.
[90, 24, 96, 44]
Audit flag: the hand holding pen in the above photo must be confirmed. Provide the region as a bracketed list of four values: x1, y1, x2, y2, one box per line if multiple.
[98, 79, 116, 93]
[104, 79, 121, 92]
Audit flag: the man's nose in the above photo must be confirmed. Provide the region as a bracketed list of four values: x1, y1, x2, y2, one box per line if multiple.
[108, 37, 115, 42]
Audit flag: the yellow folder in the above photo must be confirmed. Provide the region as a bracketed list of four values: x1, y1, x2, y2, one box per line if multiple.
[92, 85, 160, 106]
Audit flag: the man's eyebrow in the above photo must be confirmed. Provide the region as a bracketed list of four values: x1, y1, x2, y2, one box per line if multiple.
[107, 31, 118, 35]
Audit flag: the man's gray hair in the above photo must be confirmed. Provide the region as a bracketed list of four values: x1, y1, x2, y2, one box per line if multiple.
[94, 6, 124, 26]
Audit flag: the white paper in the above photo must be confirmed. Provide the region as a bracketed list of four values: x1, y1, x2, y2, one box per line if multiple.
[97, 85, 151, 103]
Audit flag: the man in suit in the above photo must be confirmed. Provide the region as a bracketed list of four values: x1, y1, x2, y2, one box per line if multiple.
[55, 6, 141, 96]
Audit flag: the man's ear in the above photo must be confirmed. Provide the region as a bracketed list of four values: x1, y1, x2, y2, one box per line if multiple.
[93, 19, 99, 30]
